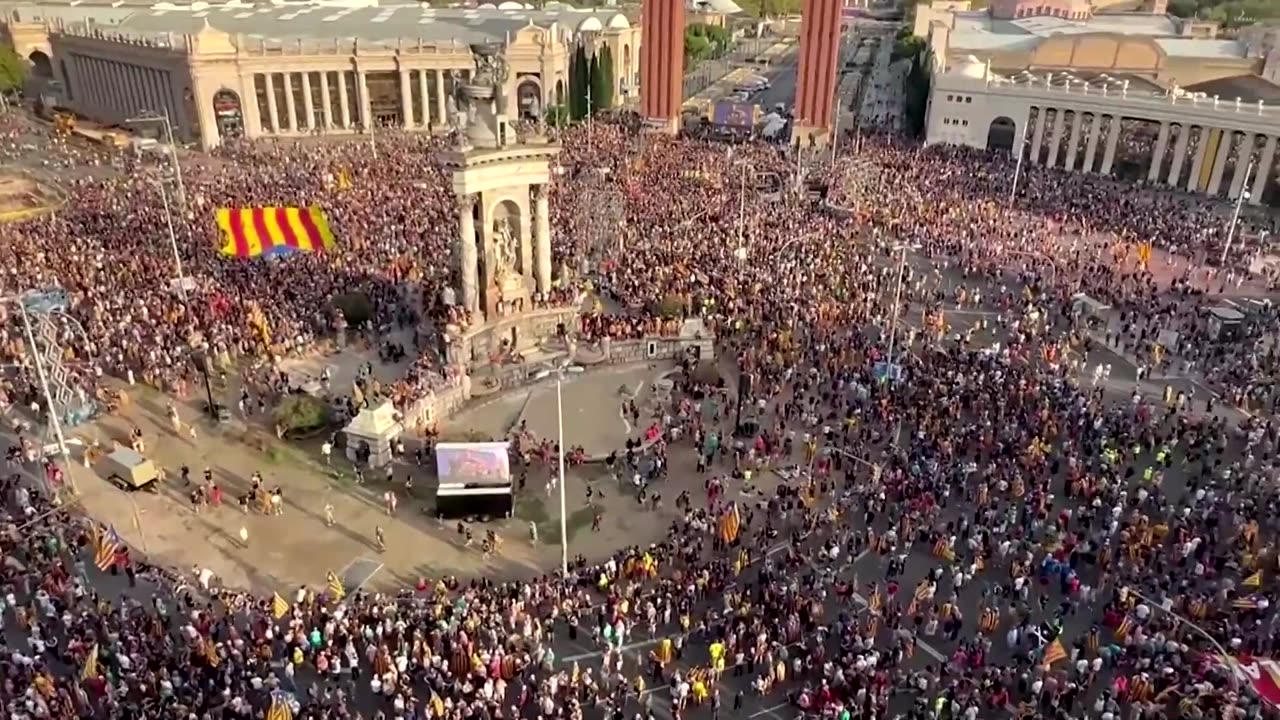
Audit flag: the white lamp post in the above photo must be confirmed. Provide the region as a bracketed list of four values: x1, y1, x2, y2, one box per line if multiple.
[534, 364, 580, 576]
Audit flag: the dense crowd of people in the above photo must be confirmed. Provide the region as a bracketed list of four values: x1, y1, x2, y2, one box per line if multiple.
[0, 105, 1277, 720]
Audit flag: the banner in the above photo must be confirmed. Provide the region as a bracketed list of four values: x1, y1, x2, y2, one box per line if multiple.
[215, 206, 336, 259]
[1223, 655, 1280, 705]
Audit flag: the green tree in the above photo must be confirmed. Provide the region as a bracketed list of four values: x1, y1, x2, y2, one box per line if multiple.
[545, 104, 571, 127]
[685, 24, 731, 63]
[592, 44, 615, 111]
[569, 44, 591, 120]
[0, 47, 26, 95]
[901, 50, 933, 139]
[273, 395, 333, 437]
[892, 29, 926, 63]
[588, 54, 601, 113]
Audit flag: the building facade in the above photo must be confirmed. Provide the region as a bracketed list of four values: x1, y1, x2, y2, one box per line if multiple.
[3, 1, 639, 149]
[928, 61, 1280, 205]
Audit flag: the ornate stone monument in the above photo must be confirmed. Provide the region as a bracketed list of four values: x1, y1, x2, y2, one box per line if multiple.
[439, 42, 577, 370]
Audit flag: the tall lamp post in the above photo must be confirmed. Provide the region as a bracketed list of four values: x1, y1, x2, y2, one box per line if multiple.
[1008, 120, 1030, 206]
[155, 180, 189, 303]
[534, 365, 578, 576]
[1220, 156, 1256, 267]
[126, 111, 187, 208]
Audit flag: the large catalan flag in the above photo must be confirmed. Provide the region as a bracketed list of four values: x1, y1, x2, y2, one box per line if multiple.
[215, 206, 336, 259]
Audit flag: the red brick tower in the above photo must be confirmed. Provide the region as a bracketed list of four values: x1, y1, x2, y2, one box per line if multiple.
[640, 0, 685, 133]
[794, 0, 843, 145]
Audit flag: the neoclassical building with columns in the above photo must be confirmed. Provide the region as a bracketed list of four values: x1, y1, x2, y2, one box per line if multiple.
[928, 56, 1280, 206]
[1, 0, 639, 149]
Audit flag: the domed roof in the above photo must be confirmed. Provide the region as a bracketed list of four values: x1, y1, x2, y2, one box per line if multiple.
[606, 13, 630, 29]
[576, 16, 603, 31]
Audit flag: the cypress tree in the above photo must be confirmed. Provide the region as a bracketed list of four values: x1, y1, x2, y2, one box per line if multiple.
[593, 44, 615, 111]
[588, 54, 601, 114]
[570, 44, 590, 120]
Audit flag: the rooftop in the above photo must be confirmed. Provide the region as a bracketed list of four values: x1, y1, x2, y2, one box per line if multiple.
[1184, 74, 1280, 104]
[3, 0, 632, 48]
[947, 10, 1248, 60]
[951, 10, 1179, 37]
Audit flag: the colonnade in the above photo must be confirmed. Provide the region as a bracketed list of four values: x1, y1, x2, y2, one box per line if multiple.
[253, 67, 453, 133]
[1025, 105, 1276, 205]
[64, 53, 182, 128]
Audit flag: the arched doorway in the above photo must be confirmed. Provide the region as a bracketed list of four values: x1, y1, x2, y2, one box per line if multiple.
[516, 79, 542, 120]
[27, 50, 52, 78]
[987, 116, 1016, 154]
[212, 89, 245, 140]
[555, 79, 565, 108]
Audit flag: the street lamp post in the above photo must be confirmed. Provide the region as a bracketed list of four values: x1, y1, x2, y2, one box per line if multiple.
[156, 180, 189, 303]
[534, 367, 572, 576]
[1220, 156, 1256, 267]
[126, 111, 186, 208]
[1008, 120, 1030, 206]
[883, 244, 910, 381]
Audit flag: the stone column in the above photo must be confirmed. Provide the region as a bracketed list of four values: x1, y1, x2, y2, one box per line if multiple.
[282, 72, 297, 132]
[1168, 125, 1190, 187]
[1030, 109, 1047, 165]
[357, 70, 373, 128]
[264, 73, 280, 132]
[320, 72, 333, 129]
[458, 194, 479, 314]
[418, 70, 430, 128]
[534, 185, 553, 294]
[1064, 112, 1083, 171]
[1044, 111, 1064, 168]
[1187, 127, 1210, 193]
[301, 72, 314, 131]
[1147, 121, 1170, 184]
[1208, 131, 1232, 196]
[1229, 133, 1256, 200]
[1099, 117, 1122, 175]
[399, 68, 413, 129]
[337, 71, 351, 128]
[435, 70, 447, 126]
[1082, 115, 1102, 173]
[1251, 135, 1276, 206]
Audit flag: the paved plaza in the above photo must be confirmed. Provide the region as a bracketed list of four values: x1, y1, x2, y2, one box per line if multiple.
[447, 361, 673, 457]
[62, 350, 683, 595]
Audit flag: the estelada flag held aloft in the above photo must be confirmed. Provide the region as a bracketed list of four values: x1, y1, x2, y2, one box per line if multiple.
[215, 206, 336, 259]
[718, 503, 741, 544]
[1041, 638, 1068, 668]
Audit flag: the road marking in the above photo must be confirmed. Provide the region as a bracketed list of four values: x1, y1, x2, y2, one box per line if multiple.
[749, 702, 794, 719]
[561, 635, 667, 663]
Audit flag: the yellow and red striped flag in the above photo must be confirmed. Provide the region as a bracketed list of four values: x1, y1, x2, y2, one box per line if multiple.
[266, 691, 294, 720]
[326, 570, 346, 600]
[82, 643, 100, 679]
[718, 503, 741, 544]
[271, 592, 290, 619]
[215, 206, 336, 259]
[1042, 638, 1067, 668]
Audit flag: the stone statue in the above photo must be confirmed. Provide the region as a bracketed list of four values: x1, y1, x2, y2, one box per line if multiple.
[493, 218, 519, 282]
